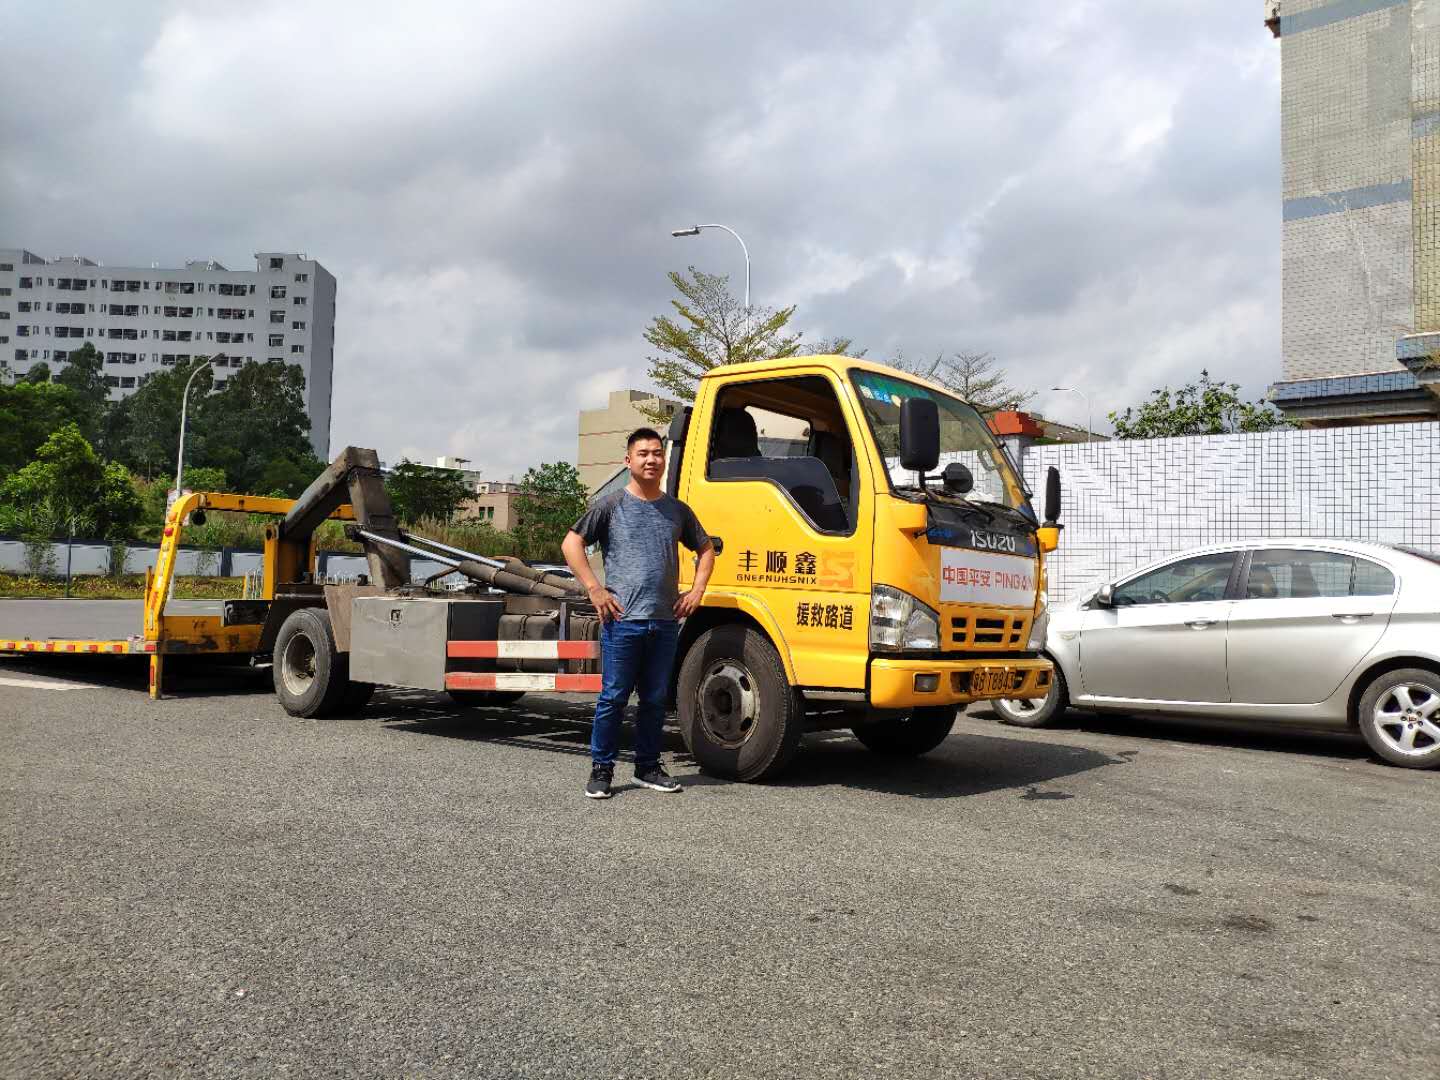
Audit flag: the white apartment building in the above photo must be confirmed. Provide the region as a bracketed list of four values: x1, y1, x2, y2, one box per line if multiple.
[0, 248, 336, 457]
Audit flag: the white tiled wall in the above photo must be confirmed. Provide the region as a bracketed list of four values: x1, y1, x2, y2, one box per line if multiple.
[1023, 422, 1440, 601]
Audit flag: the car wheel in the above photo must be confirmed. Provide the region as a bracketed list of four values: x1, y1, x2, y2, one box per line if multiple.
[676, 625, 804, 782]
[851, 706, 956, 756]
[447, 690, 527, 708]
[994, 666, 1069, 728]
[1357, 668, 1440, 769]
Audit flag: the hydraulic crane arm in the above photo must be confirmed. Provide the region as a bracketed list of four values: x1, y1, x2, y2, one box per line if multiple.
[278, 446, 409, 590]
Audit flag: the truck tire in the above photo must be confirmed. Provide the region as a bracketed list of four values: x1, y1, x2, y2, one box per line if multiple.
[273, 607, 351, 718]
[446, 689, 527, 708]
[677, 625, 804, 782]
[851, 706, 956, 756]
[993, 667, 1069, 728]
[1357, 667, 1440, 769]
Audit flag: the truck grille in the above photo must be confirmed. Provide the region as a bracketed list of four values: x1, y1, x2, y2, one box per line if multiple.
[948, 610, 1029, 650]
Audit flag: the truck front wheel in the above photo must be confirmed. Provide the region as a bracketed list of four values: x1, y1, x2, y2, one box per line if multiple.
[851, 706, 957, 756]
[273, 607, 355, 718]
[677, 625, 804, 782]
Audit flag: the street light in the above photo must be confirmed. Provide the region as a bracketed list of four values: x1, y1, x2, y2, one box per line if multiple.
[174, 356, 217, 500]
[671, 223, 751, 310]
[1050, 386, 1092, 439]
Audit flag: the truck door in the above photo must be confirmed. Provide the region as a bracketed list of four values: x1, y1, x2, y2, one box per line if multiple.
[680, 371, 873, 691]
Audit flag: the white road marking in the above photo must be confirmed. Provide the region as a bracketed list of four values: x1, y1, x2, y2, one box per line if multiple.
[0, 675, 91, 691]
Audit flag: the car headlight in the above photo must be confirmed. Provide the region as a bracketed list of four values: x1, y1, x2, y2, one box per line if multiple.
[870, 584, 941, 652]
[1026, 601, 1050, 651]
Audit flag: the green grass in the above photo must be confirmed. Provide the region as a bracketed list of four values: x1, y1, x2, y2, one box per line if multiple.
[0, 573, 245, 600]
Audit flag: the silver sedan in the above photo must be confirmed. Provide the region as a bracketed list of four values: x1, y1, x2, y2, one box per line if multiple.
[995, 539, 1440, 769]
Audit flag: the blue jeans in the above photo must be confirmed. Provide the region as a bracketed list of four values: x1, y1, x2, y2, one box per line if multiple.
[591, 619, 681, 769]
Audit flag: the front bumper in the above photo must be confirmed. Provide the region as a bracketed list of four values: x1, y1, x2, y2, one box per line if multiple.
[869, 656, 1053, 709]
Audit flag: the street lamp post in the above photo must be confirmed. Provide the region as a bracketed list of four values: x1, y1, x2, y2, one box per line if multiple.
[670, 223, 751, 311]
[1050, 385, 1093, 439]
[174, 357, 216, 500]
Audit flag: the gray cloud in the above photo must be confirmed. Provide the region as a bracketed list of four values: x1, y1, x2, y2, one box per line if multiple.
[0, 0, 1280, 474]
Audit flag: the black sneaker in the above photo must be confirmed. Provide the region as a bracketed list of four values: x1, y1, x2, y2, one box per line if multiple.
[633, 764, 681, 793]
[585, 764, 614, 800]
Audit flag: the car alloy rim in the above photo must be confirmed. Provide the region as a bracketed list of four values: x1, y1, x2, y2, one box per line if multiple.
[698, 660, 758, 748]
[1372, 682, 1440, 757]
[999, 688, 1049, 715]
[281, 632, 317, 697]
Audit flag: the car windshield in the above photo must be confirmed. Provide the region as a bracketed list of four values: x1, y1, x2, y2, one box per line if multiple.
[850, 368, 1028, 511]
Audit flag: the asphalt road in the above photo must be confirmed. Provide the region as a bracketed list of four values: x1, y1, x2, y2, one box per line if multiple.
[2, 654, 1437, 1079]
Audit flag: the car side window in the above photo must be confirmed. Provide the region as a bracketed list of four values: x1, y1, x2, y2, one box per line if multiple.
[1245, 549, 1354, 599]
[1352, 558, 1396, 596]
[1111, 553, 1236, 607]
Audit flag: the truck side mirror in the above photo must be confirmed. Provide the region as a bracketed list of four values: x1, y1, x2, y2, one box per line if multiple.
[899, 397, 940, 473]
[1043, 466, 1061, 524]
[1095, 583, 1114, 607]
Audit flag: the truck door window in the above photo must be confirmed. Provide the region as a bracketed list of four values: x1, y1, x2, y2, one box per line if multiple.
[705, 375, 857, 535]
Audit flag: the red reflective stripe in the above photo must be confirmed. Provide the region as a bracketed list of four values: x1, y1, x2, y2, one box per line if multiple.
[446, 640, 599, 659]
[448, 673, 499, 690]
[555, 674, 603, 692]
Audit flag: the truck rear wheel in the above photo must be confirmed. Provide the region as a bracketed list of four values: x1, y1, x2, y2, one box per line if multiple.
[677, 625, 803, 782]
[446, 689, 527, 708]
[273, 607, 353, 718]
[851, 706, 957, 756]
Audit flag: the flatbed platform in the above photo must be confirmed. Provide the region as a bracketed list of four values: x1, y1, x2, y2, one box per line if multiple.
[0, 599, 226, 653]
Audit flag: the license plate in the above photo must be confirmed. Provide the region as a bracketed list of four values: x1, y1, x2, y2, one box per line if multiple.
[971, 667, 1018, 696]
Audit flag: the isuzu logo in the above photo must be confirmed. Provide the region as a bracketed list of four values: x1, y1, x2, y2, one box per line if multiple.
[969, 530, 1017, 553]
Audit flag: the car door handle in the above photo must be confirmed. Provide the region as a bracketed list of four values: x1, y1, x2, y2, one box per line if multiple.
[1331, 612, 1373, 621]
[1185, 618, 1217, 629]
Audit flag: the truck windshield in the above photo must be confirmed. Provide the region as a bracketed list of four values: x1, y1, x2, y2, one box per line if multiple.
[850, 368, 1028, 512]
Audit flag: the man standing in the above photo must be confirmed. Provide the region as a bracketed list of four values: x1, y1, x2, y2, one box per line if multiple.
[562, 428, 715, 799]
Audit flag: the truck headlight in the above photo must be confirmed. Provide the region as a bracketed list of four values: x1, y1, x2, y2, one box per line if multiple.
[870, 585, 940, 652]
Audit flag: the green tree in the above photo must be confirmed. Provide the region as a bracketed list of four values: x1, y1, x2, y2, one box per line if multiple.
[0, 381, 88, 480]
[54, 343, 111, 446]
[1109, 370, 1290, 439]
[513, 461, 589, 560]
[0, 423, 141, 540]
[193, 360, 318, 493]
[891, 350, 1034, 413]
[643, 268, 804, 403]
[385, 460, 472, 524]
[23, 362, 51, 384]
[107, 362, 209, 478]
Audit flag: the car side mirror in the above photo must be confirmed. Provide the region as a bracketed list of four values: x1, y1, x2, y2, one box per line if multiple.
[941, 461, 973, 494]
[899, 397, 940, 473]
[1094, 583, 1114, 608]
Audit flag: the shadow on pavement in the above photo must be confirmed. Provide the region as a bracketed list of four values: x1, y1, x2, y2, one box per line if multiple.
[0, 653, 270, 696]
[374, 692, 1125, 797]
[969, 705, 1374, 765]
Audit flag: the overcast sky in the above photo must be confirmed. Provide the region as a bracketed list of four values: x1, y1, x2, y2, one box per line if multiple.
[0, 1, 1279, 479]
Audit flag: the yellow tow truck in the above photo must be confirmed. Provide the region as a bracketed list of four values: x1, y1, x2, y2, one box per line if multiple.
[2, 355, 1060, 782]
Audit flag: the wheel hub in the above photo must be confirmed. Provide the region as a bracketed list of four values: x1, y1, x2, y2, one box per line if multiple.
[698, 661, 758, 748]
[1373, 683, 1440, 757]
[281, 632, 317, 698]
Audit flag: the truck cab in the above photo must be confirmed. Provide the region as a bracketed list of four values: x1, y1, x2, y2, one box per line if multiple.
[666, 354, 1055, 779]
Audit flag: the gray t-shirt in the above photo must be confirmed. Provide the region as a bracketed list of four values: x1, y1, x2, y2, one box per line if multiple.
[571, 489, 710, 622]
